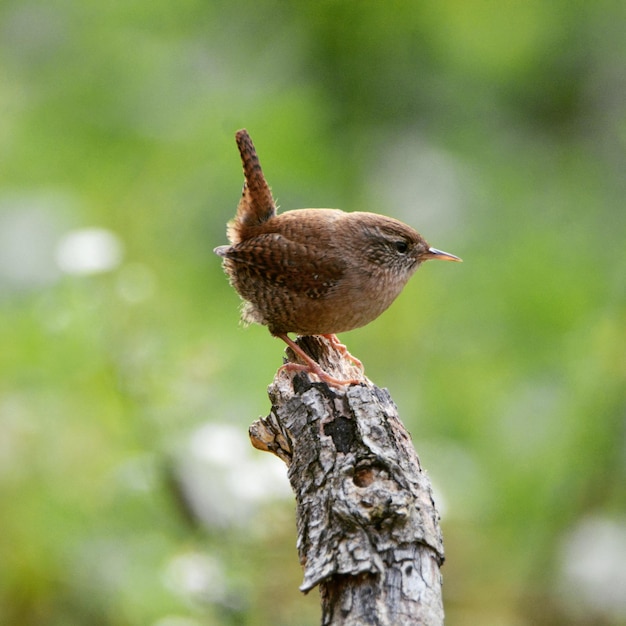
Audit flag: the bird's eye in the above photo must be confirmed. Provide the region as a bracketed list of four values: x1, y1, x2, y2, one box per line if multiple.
[393, 240, 409, 254]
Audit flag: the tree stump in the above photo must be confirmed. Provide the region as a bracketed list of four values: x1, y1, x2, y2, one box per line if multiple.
[249, 336, 445, 626]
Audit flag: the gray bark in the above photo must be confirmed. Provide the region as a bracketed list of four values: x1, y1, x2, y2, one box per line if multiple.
[249, 336, 445, 625]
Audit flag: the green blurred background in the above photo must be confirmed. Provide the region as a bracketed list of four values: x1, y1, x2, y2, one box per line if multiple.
[1, 1, 625, 624]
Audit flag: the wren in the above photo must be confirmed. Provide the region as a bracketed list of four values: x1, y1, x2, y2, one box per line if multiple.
[214, 130, 461, 386]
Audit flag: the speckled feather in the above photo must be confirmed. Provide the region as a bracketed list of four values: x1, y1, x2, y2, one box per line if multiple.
[218, 232, 345, 298]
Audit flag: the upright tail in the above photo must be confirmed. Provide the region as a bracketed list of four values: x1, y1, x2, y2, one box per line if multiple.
[227, 130, 276, 243]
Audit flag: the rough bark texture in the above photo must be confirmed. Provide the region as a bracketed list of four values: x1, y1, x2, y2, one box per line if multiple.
[249, 336, 445, 626]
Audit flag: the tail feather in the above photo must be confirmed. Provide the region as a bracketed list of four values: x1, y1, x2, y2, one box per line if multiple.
[228, 130, 276, 243]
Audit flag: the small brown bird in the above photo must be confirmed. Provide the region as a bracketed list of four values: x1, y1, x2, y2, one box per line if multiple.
[215, 130, 461, 385]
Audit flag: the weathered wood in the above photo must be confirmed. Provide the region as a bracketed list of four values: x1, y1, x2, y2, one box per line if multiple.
[250, 336, 445, 625]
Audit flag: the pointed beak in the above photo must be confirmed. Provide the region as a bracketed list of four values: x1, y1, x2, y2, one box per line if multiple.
[423, 247, 462, 262]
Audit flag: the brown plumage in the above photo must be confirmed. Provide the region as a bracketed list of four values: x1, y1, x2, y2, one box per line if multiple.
[215, 130, 461, 385]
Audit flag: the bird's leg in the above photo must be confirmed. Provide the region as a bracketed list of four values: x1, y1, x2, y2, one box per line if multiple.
[275, 333, 361, 387]
[321, 334, 364, 371]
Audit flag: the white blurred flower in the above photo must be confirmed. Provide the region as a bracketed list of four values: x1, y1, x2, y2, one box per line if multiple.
[177, 423, 291, 528]
[162, 551, 225, 604]
[559, 516, 626, 620]
[153, 615, 203, 626]
[153, 617, 203, 626]
[55, 227, 123, 275]
[0, 198, 65, 289]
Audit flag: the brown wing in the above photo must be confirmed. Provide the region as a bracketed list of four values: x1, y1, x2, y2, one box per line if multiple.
[220, 233, 345, 299]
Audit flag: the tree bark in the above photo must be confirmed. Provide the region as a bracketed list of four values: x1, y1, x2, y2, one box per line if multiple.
[249, 336, 445, 625]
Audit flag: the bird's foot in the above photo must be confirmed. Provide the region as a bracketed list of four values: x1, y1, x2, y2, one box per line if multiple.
[278, 362, 361, 387]
[321, 334, 365, 371]
[276, 333, 362, 387]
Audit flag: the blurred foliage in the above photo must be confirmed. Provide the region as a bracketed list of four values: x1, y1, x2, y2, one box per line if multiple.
[1, 1, 625, 625]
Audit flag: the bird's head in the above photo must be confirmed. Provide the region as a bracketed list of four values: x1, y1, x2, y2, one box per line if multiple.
[346, 213, 461, 280]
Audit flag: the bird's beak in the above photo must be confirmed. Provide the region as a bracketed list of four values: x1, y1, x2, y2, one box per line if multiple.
[423, 247, 463, 262]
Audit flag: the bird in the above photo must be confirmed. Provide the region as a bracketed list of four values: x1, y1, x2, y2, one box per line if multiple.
[214, 129, 461, 386]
